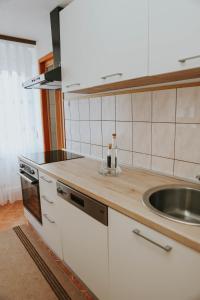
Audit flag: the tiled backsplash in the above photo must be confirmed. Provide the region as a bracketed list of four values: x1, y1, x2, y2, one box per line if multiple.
[64, 86, 200, 181]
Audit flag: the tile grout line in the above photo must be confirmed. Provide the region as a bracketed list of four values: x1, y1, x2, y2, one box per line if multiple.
[150, 91, 153, 170]
[100, 96, 103, 159]
[173, 88, 178, 176]
[88, 97, 92, 156]
[131, 93, 134, 166]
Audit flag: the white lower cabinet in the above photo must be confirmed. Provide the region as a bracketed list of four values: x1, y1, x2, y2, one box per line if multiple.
[57, 194, 109, 300]
[109, 208, 200, 300]
[37, 173, 200, 300]
[39, 172, 63, 259]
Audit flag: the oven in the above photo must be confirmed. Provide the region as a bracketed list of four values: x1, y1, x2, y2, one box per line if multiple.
[18, 160, 42, 224]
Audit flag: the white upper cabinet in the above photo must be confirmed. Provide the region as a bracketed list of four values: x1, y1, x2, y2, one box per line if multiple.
[149, 0, 200, 75]
[60, 0, 149, 92]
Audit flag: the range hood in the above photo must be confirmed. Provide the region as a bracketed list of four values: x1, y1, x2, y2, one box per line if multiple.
[23, 6, 62, 90]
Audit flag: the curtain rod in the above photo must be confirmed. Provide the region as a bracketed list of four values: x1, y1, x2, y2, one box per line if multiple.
[0, 34, 36, 45]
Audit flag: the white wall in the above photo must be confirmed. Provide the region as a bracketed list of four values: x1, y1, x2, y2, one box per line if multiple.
[0, 0, 71, 59]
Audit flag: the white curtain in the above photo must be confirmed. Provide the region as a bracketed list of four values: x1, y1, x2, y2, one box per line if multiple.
[0, 40, 43, 205]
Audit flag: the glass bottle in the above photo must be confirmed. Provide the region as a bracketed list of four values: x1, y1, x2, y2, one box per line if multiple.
[111, 133, 117, 168]
[107, 144, 112, 168]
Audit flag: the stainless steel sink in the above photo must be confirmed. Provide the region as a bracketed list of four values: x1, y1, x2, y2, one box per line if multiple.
[143, 185, 200, 225]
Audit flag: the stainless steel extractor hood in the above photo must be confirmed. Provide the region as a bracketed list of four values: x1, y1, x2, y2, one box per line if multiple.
[23, 6, 62, 90]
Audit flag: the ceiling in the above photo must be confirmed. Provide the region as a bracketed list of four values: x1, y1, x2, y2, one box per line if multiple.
[0, 0, 72, 57]
[0, 0, 71, 17]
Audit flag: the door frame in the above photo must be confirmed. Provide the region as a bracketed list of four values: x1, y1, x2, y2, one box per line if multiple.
[39, 52, 65, 151]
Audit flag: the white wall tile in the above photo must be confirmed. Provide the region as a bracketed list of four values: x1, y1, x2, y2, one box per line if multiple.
[79, 99, 90, 120]
[152, 89, 176, 122]
[90, 121, 102, 145]
[133, 152, 151, 169]
[70, 99, 79, 120]
[133, 122, 151, 154]
[81, 143, 90, 156]
[132, 92, 151, 121]
[118, 150, 132, 165]
[71, 141, 81, 154]
[64, 100, 71, 120]
[91, 145, 102, 160]
[66, 140, 72, 151]
[116, 122, 132, 151]
[70, 121, 80, 141]
[175, 124, 200, 164]
[102, 95, 115, 120]
[90, 97, 101, 120]
[65, 120, 71, 140]
[80, 121, 90, 143]
[152, 123, 175, 158]
[174, 160, 200, 181]
[64, 88, 200, 182]
[152, 156, 174, 175]
[116, 94, 132, 121]
[176, 87, 200, 123]
[102, 121, 115, 147]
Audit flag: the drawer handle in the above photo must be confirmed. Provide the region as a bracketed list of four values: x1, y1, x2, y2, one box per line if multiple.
[101, 73, 123, 80]
[179, 54, 200, 63]
[43, 213, 55, 224]
[66, 83, 80, 88]
[42, 195, 54, 204]
[133, 229, 172, 252]
[40, 176, 52, 184]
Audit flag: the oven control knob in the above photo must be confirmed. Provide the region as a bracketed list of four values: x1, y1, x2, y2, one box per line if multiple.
[20, 163, 25, 168]
[30, 170, 35, 175]
[57, 187, 63, 194]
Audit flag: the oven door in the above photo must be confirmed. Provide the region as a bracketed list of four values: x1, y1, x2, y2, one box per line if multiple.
[19, 171, 42, 224]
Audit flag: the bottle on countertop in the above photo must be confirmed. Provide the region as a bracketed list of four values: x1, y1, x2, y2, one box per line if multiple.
[107, 144, 112, 168]
[111, 133, 118, 168]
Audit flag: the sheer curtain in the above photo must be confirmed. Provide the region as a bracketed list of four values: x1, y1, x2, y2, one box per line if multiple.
[0, 40, 43, 205]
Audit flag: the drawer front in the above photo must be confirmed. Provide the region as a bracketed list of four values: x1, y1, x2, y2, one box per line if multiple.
[42, 209, 62, 259]
[40, 193, 57, 216]
[39, 172, 57, 197]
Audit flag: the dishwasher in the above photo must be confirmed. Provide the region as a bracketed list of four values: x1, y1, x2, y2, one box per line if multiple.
[56, 181, 109, 300]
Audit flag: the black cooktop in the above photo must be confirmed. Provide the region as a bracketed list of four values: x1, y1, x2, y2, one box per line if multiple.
[22, 150, 83, 165]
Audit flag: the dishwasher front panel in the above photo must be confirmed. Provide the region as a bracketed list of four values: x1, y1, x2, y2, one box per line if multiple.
[57, 181, 108, 226]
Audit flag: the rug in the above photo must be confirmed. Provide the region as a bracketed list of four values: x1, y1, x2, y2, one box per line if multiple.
[0, 225, 88, 300]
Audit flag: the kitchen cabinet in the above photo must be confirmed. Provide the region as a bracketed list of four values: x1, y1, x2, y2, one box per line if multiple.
[109, 208, 200, 300]
[57, 182, 109, 300]
[149, 0, 200, 75]
[39, 172, 63, 259]
[60, 0, 149, 92]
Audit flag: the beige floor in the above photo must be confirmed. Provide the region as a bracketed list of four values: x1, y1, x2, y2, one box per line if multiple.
[0, 201, 95, 300]
[0, 200, 27, 231]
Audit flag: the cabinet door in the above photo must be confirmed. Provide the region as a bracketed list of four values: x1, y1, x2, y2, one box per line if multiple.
[60, 0, 100, 92]
[60, 0, 148, 92]
[149, 0, 200, 75]
[57, 196, 109, 300]
[96, 0, 149, 84]
[109, 208, 200, 300]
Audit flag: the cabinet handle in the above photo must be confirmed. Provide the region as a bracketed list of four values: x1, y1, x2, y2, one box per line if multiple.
[101, 73, 123, 80]
[43, 213, 55, 224]
[179, 54, 200, 63]
[133, 229, 172, 252]
[66, 83, 80, 88]
[40, 176, 52, 184]
[42, 195, 54, 204]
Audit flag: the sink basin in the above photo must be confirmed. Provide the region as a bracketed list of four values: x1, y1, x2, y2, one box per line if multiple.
[143, 185, 200, 225]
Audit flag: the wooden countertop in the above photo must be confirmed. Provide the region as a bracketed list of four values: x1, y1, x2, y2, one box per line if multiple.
[20, 156, 200, 253]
